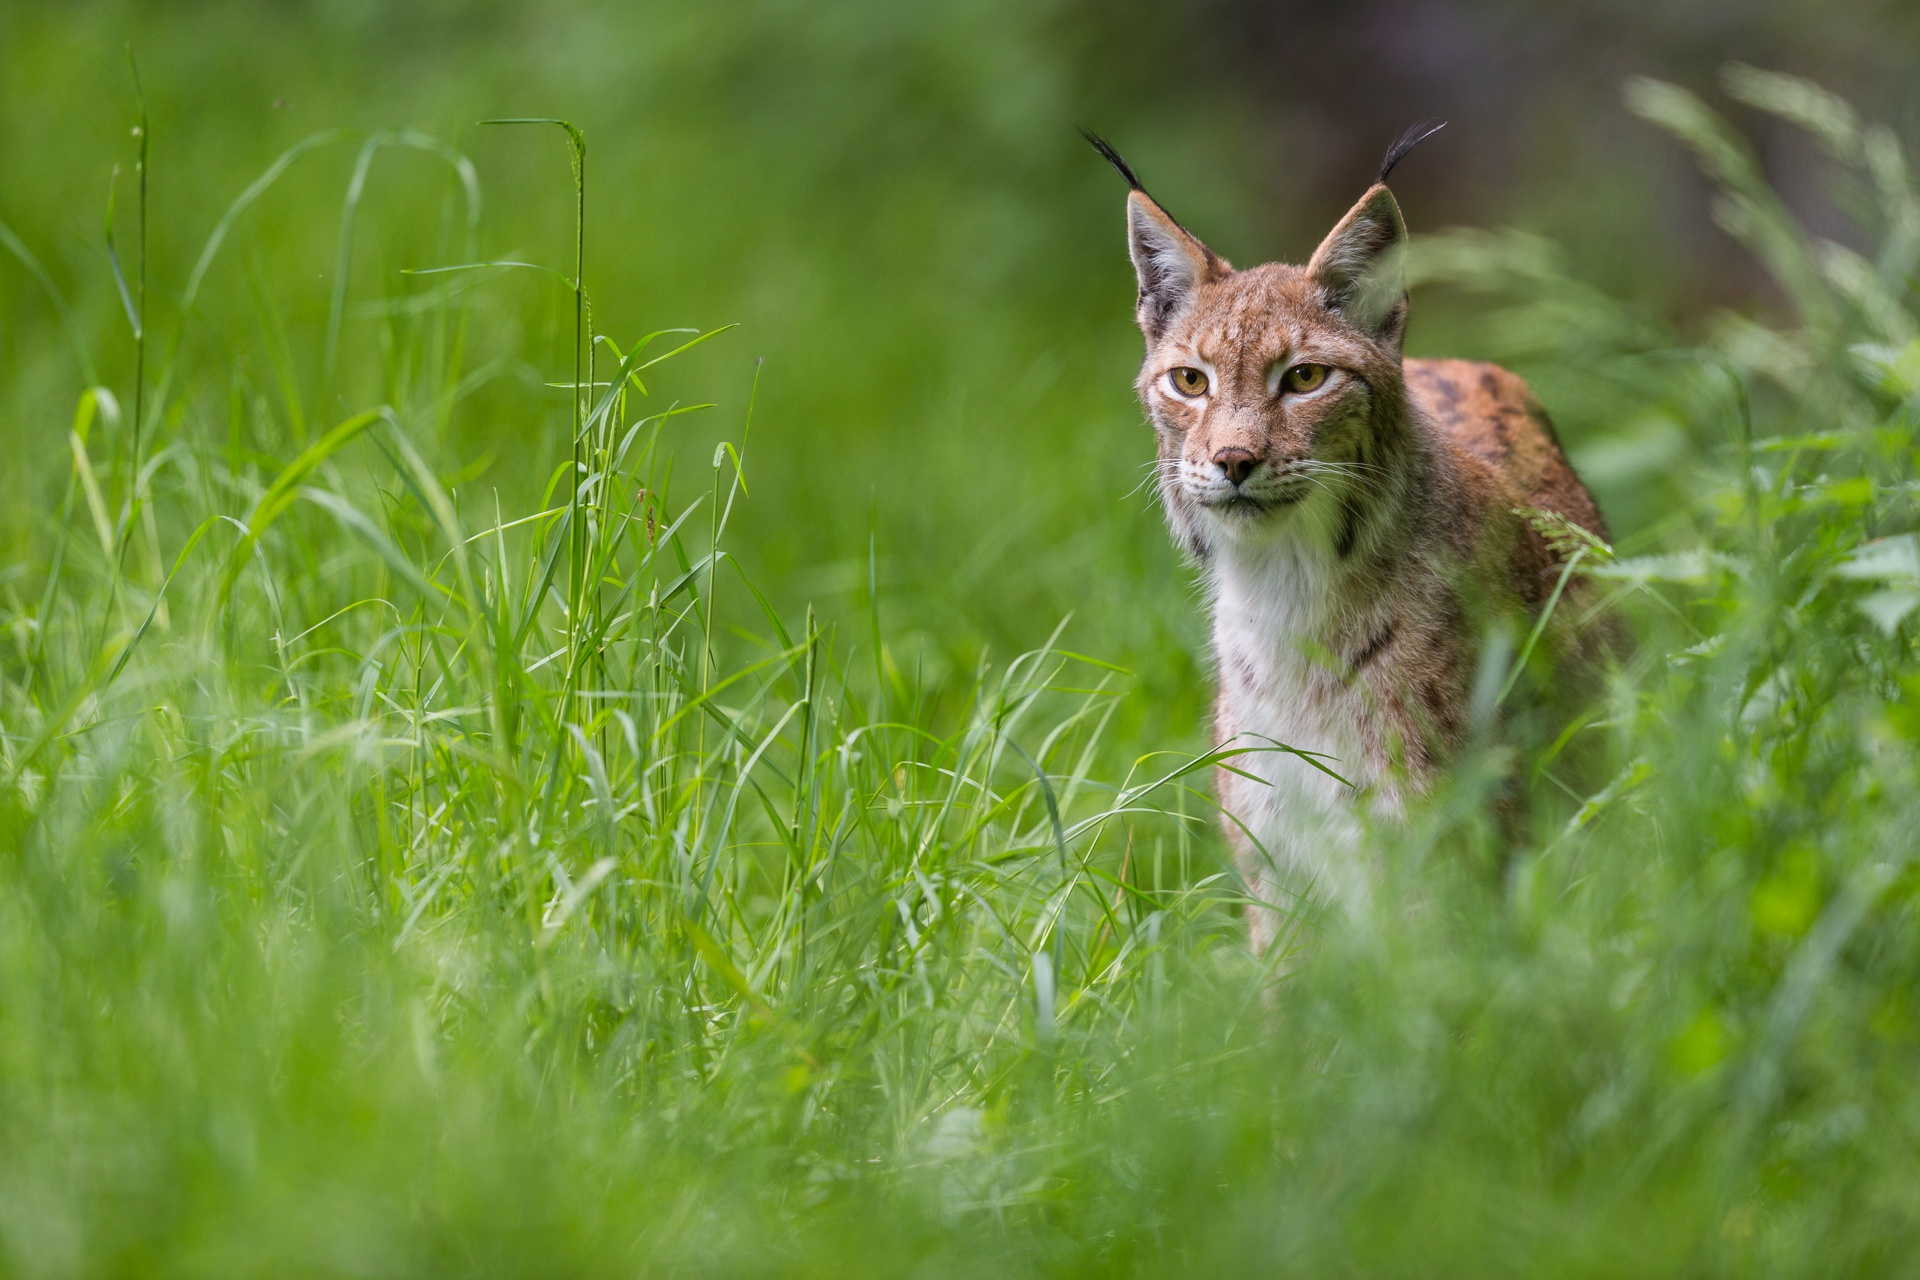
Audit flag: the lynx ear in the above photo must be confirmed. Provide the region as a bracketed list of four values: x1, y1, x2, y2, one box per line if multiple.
[1307, 184, 1409, 344]
[1127, 192, 1226, 340]
[1083, 130, 1227, 339]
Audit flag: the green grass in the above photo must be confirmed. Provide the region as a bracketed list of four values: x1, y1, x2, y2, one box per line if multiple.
[5, 27, 1920, 1276]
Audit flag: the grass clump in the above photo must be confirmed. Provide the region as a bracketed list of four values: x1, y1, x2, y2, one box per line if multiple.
[4, 62, 1920, 1276]
[0, 102, 1253, 1277]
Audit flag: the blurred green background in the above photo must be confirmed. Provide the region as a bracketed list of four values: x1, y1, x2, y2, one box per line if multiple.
[6, 0, 1916, 736]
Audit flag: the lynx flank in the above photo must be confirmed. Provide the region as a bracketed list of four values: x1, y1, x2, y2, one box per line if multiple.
[1089, 127, 1610, 948]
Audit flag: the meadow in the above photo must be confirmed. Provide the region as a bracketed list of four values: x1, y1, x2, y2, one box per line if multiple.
[4, 6, 1920, 1275]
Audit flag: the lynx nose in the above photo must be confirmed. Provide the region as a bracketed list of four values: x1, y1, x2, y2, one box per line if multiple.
[1212, 447, 1258, 487]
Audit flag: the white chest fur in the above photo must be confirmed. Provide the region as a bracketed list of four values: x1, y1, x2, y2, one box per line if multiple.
[1207, 527, 1382, 910]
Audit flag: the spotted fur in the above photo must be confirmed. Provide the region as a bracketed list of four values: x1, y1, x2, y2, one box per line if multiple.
[1099, 142, 1611, 948]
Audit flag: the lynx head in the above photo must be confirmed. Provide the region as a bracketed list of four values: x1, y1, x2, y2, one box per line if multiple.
[1089, 126, 1441, 559]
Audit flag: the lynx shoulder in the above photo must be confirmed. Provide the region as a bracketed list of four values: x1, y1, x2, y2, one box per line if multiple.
[1087, 128, 1612, 945]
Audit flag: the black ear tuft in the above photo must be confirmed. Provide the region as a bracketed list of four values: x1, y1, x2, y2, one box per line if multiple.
[1080, 128, 1143, 191]
[1377, 120, 1446, 184]
[1082, 129, 1204, 241]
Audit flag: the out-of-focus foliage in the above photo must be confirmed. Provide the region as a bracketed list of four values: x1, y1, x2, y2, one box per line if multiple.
[4, 1, 1911, 722]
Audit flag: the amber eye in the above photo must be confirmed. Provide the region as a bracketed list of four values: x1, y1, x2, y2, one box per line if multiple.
[1168, 367, 1209, 397]
[1281, 363, 1330, 394]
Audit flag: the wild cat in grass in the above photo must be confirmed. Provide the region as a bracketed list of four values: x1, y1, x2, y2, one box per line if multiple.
[1088, 125, 1613, 950]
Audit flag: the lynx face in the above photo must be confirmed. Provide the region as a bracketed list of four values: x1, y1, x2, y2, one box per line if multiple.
[1125, 183, 1413, 560]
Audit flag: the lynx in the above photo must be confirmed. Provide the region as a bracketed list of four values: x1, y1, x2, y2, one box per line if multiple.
[1089, 127, 1611, 949]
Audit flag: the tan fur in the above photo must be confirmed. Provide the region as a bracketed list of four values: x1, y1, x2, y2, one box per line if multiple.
[1114, 179, 1610, 947]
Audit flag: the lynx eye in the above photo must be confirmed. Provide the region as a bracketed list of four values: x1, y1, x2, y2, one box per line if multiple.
[1281, 363, 1330, 394]
[1168, 367, 1209, 398]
